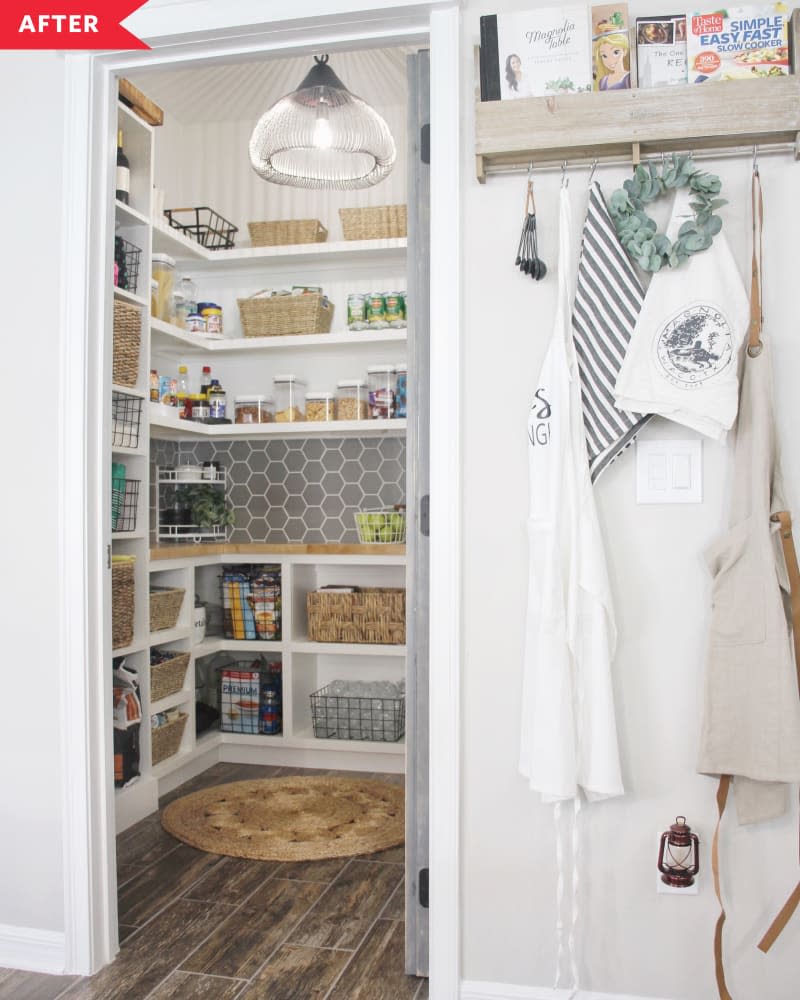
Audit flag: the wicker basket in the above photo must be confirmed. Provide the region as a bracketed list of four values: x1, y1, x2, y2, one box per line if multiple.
[150, 587, 185, 632]
[150, 651, 190, 702]
[238, 292, 334, 338]
[112, 300, 141, 388]
[306, 588, 405, 644]
[151, 712, 188, 765]
[111, 557, 136, 649]
[339, 205, 407, 241]
[248, 219, 328, 247]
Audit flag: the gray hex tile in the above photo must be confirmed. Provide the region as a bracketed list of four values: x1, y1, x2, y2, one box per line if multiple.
[340, 460, 362, 483]
[378, 437, 403, 460]
[267, 483, 289, 507]
[322, 494, 346, 517]
[230, 483, 250, 507]
[286, 516, 305, 540]
[340, 484, 363, 507]
[381, 459, 404, 484]
[360, 447, 381, 472]
[247, 516, 268, 541]
[340, 439, 362, 461]
[303, 439, 325, 460]
[302, 483, 325, 506]
[361, 493, 381, 509]
[192, 442, 216, 463]
[266, 506, 288, 530]
[321, 472, 345, 495]
[230, 461, 250, 485]
[247, 449, 269, 474]
[303, 460, 325, 482]
[246, 472, 268, 496]
[230, 526, 250, 543]
[247, 495, 268, 518]
[303, 506, 325, 530]
[230, 441, 251, 461]
[266, 461, 288, 484]
[322, 515, 346, 541]
[360, 471, 382, 495]
[285, 472, 306, 495]
[286, 495, 305, 517]
[267, 440, 289, 461]
[320, 446, 344, 472]
[303, 528, 326, 544]
[379, 484, 404, 507]
[285, 447, 305, 472]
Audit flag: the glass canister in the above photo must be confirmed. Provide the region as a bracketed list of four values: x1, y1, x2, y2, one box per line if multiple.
[395, 364, 407, 418]
[273, 375, 305, 422]
[336, 379, 369, 421]
[235, 395, 275, 424]
[367, 365, 396, 419]
[151, 253, 176, 323]
[305, 391, 335, 422]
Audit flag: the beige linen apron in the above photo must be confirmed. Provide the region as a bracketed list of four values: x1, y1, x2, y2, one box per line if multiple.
[697, 172, 800, 998]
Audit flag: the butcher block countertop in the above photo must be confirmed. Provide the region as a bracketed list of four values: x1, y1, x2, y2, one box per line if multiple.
[150, 542, 406, 560]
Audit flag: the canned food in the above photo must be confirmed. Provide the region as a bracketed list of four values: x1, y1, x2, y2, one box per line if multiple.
[186, 313, 206, 333]
[367, 293, 387, 328]
[385, 292, 405, 328]
[201, 306, 223, 334]
[347, 293, 368, 331]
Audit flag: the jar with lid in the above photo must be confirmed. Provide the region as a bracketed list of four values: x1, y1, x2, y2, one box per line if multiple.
[395, 364, 407, 419]
[173, 290, 187, 328]
[336, 379, 369, 421]
[235, 395, 275, 424]
[305, 391, 335, 422]
[273, 375, 305, 422]
[198, 301, 223, 335]
[151, 253, 176, 323]
[179, 276, 198, 315]
[367, 365, 396, 419]
[207, 379, 227, 420]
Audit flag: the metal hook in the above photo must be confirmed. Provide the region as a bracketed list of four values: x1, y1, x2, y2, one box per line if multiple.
[589, 158, 597, 184]
[527, 161, 534, 182]
[753, 144, 759, 176]
[561, 160, 568, 188]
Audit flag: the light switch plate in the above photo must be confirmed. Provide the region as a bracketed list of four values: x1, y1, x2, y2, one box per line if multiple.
[636, 440, 703, 504]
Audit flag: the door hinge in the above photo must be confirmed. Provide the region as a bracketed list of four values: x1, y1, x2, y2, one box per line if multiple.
[107, 543, 111, 569]
[420, 495, 430, 537]
[419, 867, 429, 908]
[420, 123, 430, 165]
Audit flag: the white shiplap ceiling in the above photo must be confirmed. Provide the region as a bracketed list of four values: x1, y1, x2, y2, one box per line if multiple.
[127, 46, 414, 126]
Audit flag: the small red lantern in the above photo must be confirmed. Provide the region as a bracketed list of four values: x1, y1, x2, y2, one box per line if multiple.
[658, 816, 700, 888]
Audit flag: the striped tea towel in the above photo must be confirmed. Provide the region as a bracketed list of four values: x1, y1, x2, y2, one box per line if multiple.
[572, 182, 651, 482]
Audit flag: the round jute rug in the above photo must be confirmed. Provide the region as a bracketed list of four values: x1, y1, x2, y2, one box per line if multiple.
[160, 775, 404, 861]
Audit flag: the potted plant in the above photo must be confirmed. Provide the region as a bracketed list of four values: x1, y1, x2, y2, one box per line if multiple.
[163, 484, 235, 533]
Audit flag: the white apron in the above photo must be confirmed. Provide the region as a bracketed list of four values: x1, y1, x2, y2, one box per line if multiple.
[613, 187, 749, 442]
[520, 184, 624, 804]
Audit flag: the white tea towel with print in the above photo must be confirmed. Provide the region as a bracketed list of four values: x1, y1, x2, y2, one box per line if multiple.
[572, 182, 651, 482]
[613, 187, 748, 441]
[520, 184, 624, 804]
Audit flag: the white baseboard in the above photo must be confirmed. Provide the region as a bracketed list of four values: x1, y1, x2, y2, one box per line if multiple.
[0, 924, 66, 974]
[460, 982, 673, 1000]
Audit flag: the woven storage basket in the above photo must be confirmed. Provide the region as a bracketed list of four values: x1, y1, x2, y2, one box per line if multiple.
[112, 300, 141, 387]
[248, 219, 328, 247]
[111, 559, 136, 649]
[306, 588, 406, 644]
[150, 651, 190, 702]
[238, 293, 334, 338]
[339, 205, 407, 241]
[150, 587, 185, 632]
[151, 712, 188, 765]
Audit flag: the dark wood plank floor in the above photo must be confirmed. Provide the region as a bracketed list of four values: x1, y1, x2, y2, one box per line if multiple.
[1, 764, 427, 1000]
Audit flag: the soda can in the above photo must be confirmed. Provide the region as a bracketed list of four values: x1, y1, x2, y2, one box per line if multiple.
[347, 293, 367, 331]
[366, 293, 388, 328]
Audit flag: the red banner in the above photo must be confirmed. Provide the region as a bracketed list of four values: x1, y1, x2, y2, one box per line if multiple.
[1, 1, 149, 49]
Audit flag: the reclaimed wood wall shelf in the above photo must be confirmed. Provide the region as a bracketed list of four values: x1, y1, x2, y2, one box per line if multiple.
[474, 11, 800, 181]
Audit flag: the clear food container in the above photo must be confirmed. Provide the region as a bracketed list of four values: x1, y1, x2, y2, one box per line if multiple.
[395, 364, 407, 419]
[151, 253, 175, 323]
[367, 365, 396, 419]
[235, 395, 275, 424]
[273, 375, 306, 422]
[305, 391, 335, 422]
[336, 379, 369, 421]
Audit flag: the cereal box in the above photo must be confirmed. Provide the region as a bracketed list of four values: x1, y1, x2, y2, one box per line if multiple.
[686, 4, 790, 83]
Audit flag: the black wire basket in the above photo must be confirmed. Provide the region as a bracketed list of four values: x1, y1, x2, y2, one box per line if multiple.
[114, 236, 142, 294]
[163, 207, 238, 250]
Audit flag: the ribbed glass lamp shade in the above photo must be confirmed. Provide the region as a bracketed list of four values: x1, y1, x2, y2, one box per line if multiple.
[248, 56, 396, 190]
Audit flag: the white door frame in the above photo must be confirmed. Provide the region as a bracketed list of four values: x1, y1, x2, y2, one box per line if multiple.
[59, 1, 461, 994]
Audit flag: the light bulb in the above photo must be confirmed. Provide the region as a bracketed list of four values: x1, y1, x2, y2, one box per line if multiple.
[313, 115, 332, 150]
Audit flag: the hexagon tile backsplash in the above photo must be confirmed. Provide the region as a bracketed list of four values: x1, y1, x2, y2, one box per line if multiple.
[151, 437, 406, 543]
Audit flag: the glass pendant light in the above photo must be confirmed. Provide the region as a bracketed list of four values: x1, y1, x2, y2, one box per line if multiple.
[248, 55, 397, 190]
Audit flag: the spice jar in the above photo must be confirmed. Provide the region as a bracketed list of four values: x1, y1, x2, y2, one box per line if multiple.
[367, 365, 396, 419]
[235, 395, 275, 424]
[207, 379, 227, 419]
[273, 375, 305, 422]
[151, 253, 176, 323]
[305, 391, 335, 422]
[336, 379, 369, 421]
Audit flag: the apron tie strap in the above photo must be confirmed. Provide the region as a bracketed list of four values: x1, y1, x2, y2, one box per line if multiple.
[758, 510, 800, 952]
[746, 169, 764, 358]
[712, 774, 734, 1000]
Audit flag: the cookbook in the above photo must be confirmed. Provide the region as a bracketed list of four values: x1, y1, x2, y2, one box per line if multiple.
[686, 4, 790, 83]
[636, 15, 688, 88]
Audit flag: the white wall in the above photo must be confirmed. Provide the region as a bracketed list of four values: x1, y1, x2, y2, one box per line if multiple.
[0, 53, 66, 938]
[461, 3, 800, 998]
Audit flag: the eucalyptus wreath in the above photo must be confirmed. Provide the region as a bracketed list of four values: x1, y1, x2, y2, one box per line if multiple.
[607, 154, 725, 273]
